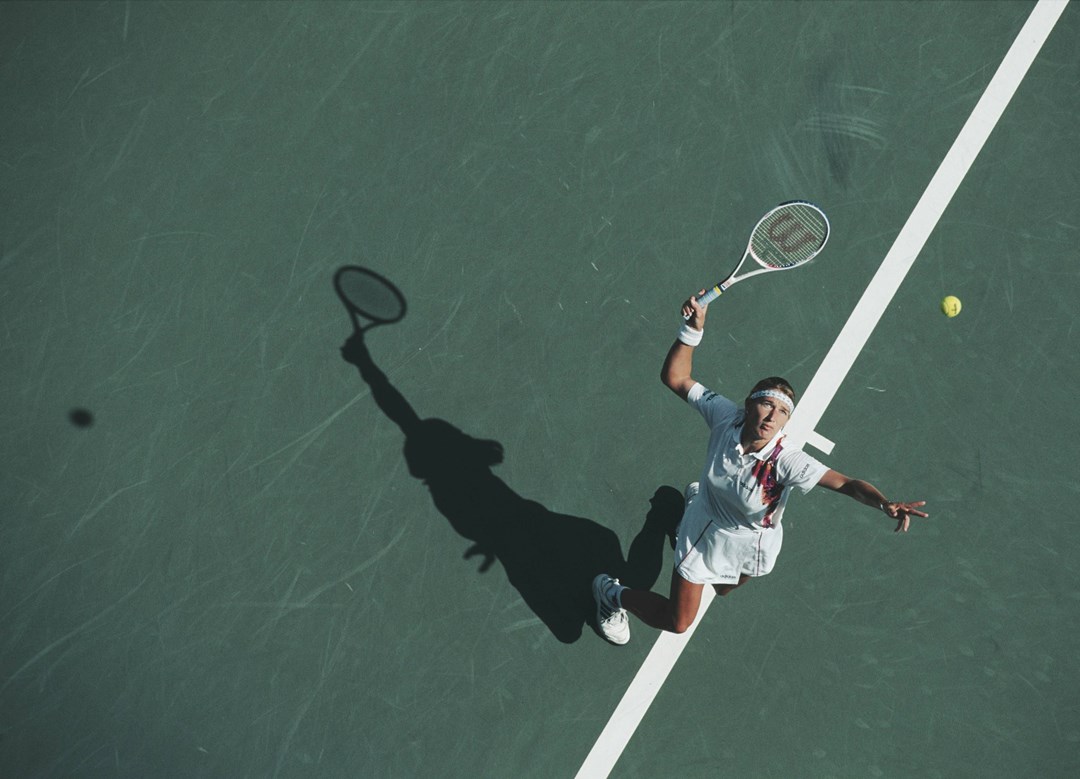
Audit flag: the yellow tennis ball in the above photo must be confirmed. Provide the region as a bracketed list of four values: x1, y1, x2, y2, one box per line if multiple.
[941, 295, 962, 318]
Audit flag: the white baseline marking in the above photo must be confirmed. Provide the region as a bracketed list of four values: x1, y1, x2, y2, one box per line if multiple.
[575, 2, 1068, 777]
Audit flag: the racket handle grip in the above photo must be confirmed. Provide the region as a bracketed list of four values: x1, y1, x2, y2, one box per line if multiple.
[697, 285, 723, 306]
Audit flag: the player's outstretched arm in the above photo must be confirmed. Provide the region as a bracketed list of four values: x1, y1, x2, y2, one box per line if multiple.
[818, 469, 929, 533]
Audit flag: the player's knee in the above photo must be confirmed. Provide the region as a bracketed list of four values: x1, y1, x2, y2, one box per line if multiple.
[671, 616, 693, 634]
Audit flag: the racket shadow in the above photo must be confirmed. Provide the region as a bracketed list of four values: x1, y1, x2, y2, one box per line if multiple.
[337, 271, 680, 643]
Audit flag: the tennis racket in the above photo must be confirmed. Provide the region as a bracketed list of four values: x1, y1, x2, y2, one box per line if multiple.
[693, 200, 829, 308]
[334, 265, 407, 333]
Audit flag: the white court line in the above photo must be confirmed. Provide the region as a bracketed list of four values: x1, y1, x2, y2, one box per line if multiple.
[804, 429, 835, 456]
[575, 2, 1069, 777]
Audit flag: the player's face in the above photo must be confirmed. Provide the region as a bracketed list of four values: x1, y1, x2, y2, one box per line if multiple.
[744, 395, 790, 440]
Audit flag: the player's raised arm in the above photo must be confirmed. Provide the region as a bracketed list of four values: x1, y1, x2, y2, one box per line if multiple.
[661, 293, 708, 401]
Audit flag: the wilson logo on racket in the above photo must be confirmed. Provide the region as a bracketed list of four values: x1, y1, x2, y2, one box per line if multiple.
[763, 212, 822, 255]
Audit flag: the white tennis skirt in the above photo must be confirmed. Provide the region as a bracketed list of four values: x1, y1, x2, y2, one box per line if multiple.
[673, 496, 783, 585]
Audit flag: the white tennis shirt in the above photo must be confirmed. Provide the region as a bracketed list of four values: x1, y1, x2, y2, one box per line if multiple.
[674, 383, 829, 583]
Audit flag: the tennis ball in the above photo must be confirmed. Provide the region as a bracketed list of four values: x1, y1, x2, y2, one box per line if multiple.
[941, 295, 962, 318]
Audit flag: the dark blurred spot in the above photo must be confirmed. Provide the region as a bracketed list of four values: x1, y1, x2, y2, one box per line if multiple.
[69, 408, 94, 428]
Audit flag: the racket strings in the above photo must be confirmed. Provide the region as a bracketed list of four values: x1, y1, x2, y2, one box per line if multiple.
[750, 205, 828, 268]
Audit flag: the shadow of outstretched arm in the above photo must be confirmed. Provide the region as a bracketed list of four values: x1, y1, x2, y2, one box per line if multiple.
[341, 332, 421, 436]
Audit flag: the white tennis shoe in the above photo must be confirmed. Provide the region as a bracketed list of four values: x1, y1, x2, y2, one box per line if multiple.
[592, 574, 629, 645]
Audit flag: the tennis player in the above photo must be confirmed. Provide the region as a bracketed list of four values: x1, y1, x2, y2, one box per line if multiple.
[592, 293, 928, 645]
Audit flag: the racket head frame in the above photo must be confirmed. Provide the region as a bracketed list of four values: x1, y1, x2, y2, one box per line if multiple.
[746, 199, 830, 269]
[697, 200, 829, 306]
[334, 265, 407, 332]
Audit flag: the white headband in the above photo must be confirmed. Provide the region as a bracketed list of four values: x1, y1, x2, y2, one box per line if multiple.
[749, 389, 794, 413]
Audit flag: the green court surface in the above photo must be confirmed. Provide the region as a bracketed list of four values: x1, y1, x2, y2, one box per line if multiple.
[2, 1, 1078, 777]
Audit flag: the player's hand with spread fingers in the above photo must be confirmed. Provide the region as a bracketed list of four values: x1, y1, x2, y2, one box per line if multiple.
[882, 500, 929, 533]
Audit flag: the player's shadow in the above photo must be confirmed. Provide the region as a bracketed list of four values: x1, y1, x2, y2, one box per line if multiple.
[338, 278, 682, 644]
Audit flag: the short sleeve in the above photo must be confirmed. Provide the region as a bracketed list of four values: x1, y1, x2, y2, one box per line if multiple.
[777, 449, 829, 495]
[686, 383, 740, 430]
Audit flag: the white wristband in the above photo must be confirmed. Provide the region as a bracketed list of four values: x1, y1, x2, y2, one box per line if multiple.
[677, 323, 703, 347]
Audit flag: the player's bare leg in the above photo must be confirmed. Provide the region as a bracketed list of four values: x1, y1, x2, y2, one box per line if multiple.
[620, 569, 704, 634]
